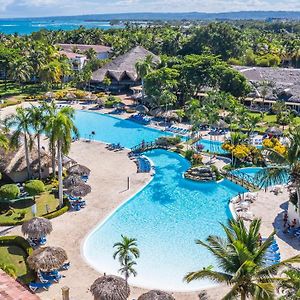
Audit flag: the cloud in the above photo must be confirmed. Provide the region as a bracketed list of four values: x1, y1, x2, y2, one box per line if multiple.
[0, 0, 299, 17]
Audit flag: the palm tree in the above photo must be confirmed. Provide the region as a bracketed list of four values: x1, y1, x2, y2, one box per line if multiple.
[28, 105, 46, 179]
[6, 107, 32, 178]
[118, 256, 138, 283]
[245, 114, 261, 137]
[46, 107, 78, 206]
[0, 131, 9, 151]
[113, 235, 140, 283]
[42, 102, 57, 177]
[135, 54, 155, 99]
[184, 218, 300, 300]
[278, 268, 300, 299]
[256, 125, 300, 212]
[9, 58, 33, 90]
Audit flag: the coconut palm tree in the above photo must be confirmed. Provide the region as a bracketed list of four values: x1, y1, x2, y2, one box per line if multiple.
[135, 54, 155, 99]
[184, 218, 300, 300]
[278, 268, 300, 299]
[256, 125, 300, 212]
[6, 107, 32, 178]
[113, 235, 140, 263]
[118, 256, 138, 283]
[0, 131, 9, 151]
[113, 235, 139, 284]
[42, 102, 58, 176]
[28, 105, 47, 179]
[9, 58, 33, 90]
[46, 106, 78, 206]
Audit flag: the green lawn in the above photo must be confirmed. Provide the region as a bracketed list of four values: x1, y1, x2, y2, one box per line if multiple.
[249, 112, 300, 127]
[0, 245, 35, 284]
[0, 190, 60, 225]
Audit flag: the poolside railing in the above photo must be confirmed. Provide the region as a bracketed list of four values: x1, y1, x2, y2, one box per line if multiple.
[130, 141, 169, 154]
[222, 170, 259, 191]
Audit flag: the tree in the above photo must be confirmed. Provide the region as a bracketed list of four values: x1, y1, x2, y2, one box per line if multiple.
[278, 268, 300, 299]
[28, 105, 46, 179]
[9, 58, 33, 90]
[102, 76, 111, 92]
[113, 235, 140, 283]
[6, 107, 32, 178]
[260, 80, 274, 107]
[135, 54, 155, 99]
[0, 132, 9, 151]
[244, 114, 261, 137]
[184, 218, 300, 300]
[0, 184, 20, 200]
[24, 180, 45, 199]
[257, 125, 300, 213]
[46, 107, 78, 206]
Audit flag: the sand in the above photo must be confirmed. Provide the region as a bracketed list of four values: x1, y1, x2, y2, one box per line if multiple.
[1, 103, 298, 299]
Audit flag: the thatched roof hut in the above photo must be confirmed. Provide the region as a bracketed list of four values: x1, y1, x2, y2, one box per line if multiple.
[161, 110, 179, 121]
[67, 164, 91, 176]
[21, 217, 53, 239]
[212, 120, 229, 129]
[67, 183, 91, 197]
[92, 46, 160, 85]
[0, 142, 51, 182]
[63, 174, 84, 188]
[138, 290, 175, 300]
[27, 247, 68, 272]
[90, 275, 130, 300]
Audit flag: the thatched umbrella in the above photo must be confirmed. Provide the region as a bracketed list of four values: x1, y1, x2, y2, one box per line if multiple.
[212, 120, 229, 129]
[266, 127, 283, 136]
[161, 110, 179, 121]
[135, 104, 149, 114]
[138, 290, 175, 300]
[21, 217, 53, 239]
[27, 246, 67, 272]
[67, 164, 91, 176]
[90, 275, 130, 300]
[63, 174, 84, 188]
[67, 183, 91, 197]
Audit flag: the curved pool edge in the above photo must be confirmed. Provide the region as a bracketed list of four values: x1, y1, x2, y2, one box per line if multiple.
[80, 148, 247, 293]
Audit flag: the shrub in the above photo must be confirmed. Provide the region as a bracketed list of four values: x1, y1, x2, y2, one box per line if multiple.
[0, 263, 16, 278]
[185, 150, 195, 161]
[0, 184, 20, 201]
[24, 180, 45, 197]
[211, 165, 223, 181]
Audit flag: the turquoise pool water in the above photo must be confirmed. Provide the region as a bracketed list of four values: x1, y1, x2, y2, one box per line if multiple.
[231, 167, 289, 187]
[83, 150, 246, 291]
[196, 139, 228, 154]
[75, 110, 172, 148]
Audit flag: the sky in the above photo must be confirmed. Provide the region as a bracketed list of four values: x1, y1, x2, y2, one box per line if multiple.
[0, 0, 300, 18]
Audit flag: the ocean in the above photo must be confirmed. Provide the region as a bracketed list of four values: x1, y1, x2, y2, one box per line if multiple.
[0, 17, 118, 35]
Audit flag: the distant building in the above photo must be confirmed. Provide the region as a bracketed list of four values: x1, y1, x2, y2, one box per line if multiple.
[91, 46, 160, 92]
[59, 50, 87, 71]
[234, 66, 300, 113]
[0, 144, 51, 183]
[57, 43, 111, 60]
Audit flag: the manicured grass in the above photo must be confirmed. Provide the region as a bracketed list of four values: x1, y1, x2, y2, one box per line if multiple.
[0, 245, 35, 284]
[0, 190, 59, 225]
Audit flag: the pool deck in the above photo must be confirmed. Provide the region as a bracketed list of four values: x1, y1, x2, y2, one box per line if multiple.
[1, 103, 298, 299]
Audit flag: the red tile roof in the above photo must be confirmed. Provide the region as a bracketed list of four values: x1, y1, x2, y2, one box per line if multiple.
[0, 270, 40, 300]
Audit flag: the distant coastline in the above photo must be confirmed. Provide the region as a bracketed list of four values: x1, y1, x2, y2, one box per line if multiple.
[0, 11, 300, 35]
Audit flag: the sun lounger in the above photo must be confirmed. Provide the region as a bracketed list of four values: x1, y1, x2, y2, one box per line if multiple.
[59, 262, 70, 271]
[38, 272, 60, 283]
[29, 281, 52, 292]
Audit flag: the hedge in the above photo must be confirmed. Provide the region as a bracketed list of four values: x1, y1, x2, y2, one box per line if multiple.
[0, 184, 20, 201]
[42, 203, 69, 219]
[0, 236, 33, 256]
[24, 180, 45, 197]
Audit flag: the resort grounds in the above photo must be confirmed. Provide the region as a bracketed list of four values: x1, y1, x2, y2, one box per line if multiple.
[0, 102, 298, 299]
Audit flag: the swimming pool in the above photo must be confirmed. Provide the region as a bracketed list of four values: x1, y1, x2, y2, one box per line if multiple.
[196, 139, 228, 154]
[231, 167, 289, 187]
[83, 150, 246, 291]
[75, 110, 172, 148]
